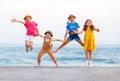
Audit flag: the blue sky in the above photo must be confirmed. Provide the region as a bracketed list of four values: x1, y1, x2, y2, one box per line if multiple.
[0, 0, 120, 44]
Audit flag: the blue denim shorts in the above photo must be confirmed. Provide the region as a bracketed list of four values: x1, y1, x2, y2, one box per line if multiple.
[67, 34, 80, 41]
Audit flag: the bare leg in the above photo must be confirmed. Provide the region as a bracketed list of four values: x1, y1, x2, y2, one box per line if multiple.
[76, 40, 84, 47]
[85, 50, 89, 66]
[25, 40, 29, 52]
[30, 41, 33, 51]
[54, 40, 71, 53]
[47, 50, 58, 67]
[85, 50, 89, 60]
[37, 50, 46, 65]
[89, 50, 93, 67]
[89, 50, 93, 61]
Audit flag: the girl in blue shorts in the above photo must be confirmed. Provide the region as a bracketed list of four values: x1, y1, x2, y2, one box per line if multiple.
[54, 15, 84, 53]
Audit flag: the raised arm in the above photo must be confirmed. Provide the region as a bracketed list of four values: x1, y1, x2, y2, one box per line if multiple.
[64, 29, 68, 40]
[11, 18, 25, 24]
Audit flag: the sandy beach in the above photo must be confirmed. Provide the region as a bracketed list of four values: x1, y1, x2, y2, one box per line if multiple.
[0, 66, 120, 81]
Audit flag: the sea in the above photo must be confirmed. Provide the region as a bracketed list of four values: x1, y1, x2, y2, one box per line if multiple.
[0, 43, 120, 67]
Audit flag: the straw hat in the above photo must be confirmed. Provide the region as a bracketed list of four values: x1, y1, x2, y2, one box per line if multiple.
[24, 15, 32, 20]
[44, 30, 53, 37]
[68, 14, 76, 20]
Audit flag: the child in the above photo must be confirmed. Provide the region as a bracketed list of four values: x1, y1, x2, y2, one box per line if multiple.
[54, 14, 84, 53]
[11, 15, 39, 52]
[77, 19, 100, 67]
[38, 30, 64, 67]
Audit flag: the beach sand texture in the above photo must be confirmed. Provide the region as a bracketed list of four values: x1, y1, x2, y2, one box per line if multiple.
[0, 66, 120, 81]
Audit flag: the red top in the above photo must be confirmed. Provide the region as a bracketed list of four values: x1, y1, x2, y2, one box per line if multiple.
[24, 21, 38, 36]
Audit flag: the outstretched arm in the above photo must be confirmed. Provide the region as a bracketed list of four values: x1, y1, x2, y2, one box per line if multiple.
[94, 28, 100, 32]
[53, 39, 64, 42]
[78, 29, 84, 34]
[39, 34, 44, 39]
[11, 18, 25, 24]
[74, 29, 84, 34]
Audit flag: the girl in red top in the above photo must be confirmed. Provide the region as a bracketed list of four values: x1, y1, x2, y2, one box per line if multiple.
[11, 15, 39, 52]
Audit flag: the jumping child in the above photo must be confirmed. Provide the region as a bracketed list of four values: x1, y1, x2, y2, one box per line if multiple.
[54, 14, 84, 53]
[38, 30, 64, 67]
[11, 15, 39, 52]
[77, 19, 100, 67]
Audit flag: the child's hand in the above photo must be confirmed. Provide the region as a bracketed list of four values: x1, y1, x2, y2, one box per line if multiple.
[96, 28, 100, 32]
[37, 33, 40, 36]
[73, 30, 78, 34]
[11, 18, 16, 22]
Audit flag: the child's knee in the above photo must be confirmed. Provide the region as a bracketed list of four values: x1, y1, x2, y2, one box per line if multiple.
[25, 42, 29, 46]
[30, 42, 33, 47]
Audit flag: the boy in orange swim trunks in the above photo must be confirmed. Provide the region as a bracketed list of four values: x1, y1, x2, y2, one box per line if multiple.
[38, 30, 64, 67]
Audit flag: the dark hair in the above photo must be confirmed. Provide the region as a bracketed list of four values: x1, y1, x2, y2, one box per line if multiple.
[83, 19, 95, 31]
[44, 31, 53, 37]
[67, 21, 69, 24]
[68, 15, 76, 20]
[24, 15, 32, 20]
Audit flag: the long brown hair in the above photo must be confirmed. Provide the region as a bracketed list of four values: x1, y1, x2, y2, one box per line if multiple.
[83, 19, 95, 31]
